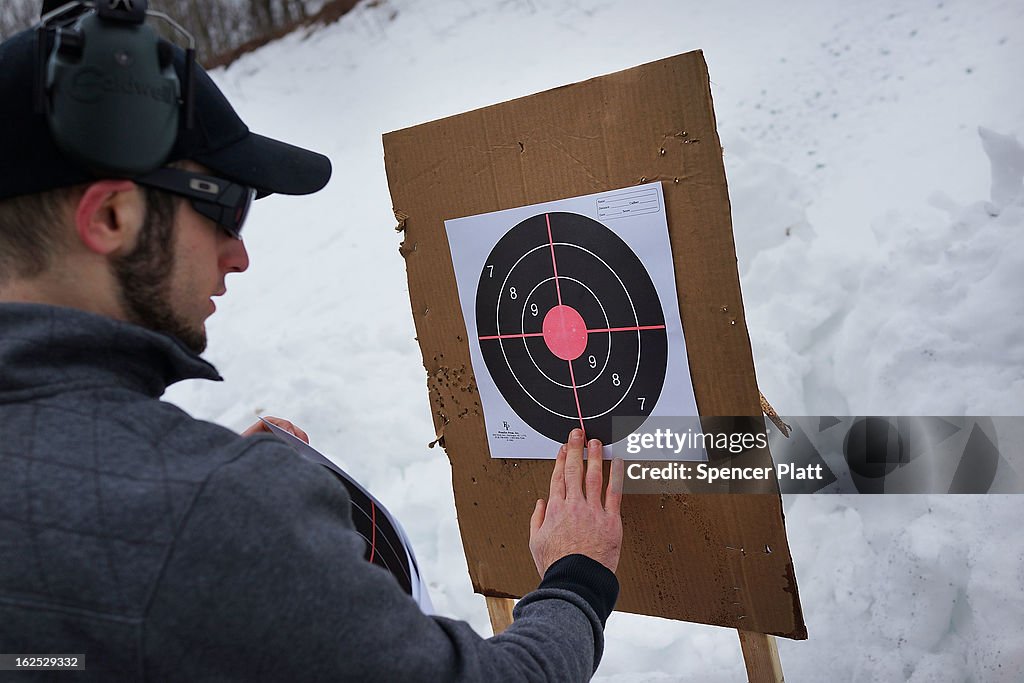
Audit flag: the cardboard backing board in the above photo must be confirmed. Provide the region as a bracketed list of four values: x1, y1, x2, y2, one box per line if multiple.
[383, 51, 807, 639]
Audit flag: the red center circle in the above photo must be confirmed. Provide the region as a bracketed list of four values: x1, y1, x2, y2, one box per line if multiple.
[541, 304, 589, 361]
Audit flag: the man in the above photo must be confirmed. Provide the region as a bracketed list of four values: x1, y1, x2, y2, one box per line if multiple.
[0, 3, 625, 681]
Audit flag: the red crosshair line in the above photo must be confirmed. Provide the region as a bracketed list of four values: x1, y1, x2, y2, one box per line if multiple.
[478, 325, 665, 341]
[548, 213, 585, 436]
[478, 331, 545, 341]
[547, 213, 563, 307]
[480, 213, 669, 437]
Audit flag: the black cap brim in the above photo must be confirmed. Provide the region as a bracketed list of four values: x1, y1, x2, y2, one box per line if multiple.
[1, 22, 332, 201]
[192, 132, 331, 199]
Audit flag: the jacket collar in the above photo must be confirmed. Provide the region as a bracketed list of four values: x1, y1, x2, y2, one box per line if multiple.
[0, 302, 221, 399]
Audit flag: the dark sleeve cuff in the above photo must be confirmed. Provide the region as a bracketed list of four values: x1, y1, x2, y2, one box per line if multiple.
[538, 554, 619, 626]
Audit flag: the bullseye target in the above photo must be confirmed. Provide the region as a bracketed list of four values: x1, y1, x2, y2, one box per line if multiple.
[475, 211, 667, 444]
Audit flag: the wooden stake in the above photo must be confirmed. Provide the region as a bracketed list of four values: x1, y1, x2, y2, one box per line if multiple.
[483, 598, 516, 634]
[486, 596, 516, 635]
[738, 630, 784, 682]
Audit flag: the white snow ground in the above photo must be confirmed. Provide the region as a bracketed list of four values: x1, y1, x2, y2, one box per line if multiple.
[164, 0, 1024, 680]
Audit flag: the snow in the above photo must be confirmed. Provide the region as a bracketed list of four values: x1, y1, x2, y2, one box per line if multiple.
[163, 0, 1024, 679]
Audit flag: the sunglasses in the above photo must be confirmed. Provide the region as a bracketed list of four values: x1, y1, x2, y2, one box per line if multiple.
[134, 167, 256, 239]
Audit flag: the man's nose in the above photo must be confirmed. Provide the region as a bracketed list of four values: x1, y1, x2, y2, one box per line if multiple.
[220, 235, 250, 274]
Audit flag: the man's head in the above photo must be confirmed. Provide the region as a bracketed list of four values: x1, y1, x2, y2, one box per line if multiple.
[0, 2, 331, 351]
[106, 163, 254, 355]
[0, 161, 251, 353]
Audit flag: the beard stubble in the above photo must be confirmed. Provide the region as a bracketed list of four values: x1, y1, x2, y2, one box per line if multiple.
[111, 189, 208, 354]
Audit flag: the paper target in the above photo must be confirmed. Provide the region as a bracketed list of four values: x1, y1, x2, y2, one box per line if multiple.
[257, 419, 433, 612]
[446, 182, 701, 459]
[475, 211, 667, 444]
[328, 470, 412, 595]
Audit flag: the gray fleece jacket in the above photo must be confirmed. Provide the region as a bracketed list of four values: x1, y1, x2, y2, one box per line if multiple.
[0, 303, 618, 681]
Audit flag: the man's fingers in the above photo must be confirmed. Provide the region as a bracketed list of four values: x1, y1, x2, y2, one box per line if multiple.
[244, 416, 311, 444]
[278, 420, 310, 443]
[605, 457, 625, 515]
[530, 498, 546, 537]
[549, 444, 567, 500]
[585, 438, 604, 501]
[563, 429, 585, 500]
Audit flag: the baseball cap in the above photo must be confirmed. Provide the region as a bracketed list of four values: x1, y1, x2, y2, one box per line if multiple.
[0, 23, 331, 201]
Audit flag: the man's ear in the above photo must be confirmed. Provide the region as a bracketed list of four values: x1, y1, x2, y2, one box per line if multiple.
[74, 180, 146, 256]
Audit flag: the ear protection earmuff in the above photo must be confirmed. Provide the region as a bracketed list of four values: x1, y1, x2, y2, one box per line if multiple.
[34, 0, 196, 176]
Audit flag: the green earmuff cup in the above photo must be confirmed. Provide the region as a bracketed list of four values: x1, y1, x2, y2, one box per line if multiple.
[45, 11, 180, 176]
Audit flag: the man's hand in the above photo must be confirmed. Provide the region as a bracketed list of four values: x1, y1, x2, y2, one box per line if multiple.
[241, 415, 309, 443]
[529, 429, 624, 576]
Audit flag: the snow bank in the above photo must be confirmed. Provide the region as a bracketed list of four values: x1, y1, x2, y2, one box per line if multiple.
[164, 0, 1024, 679]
